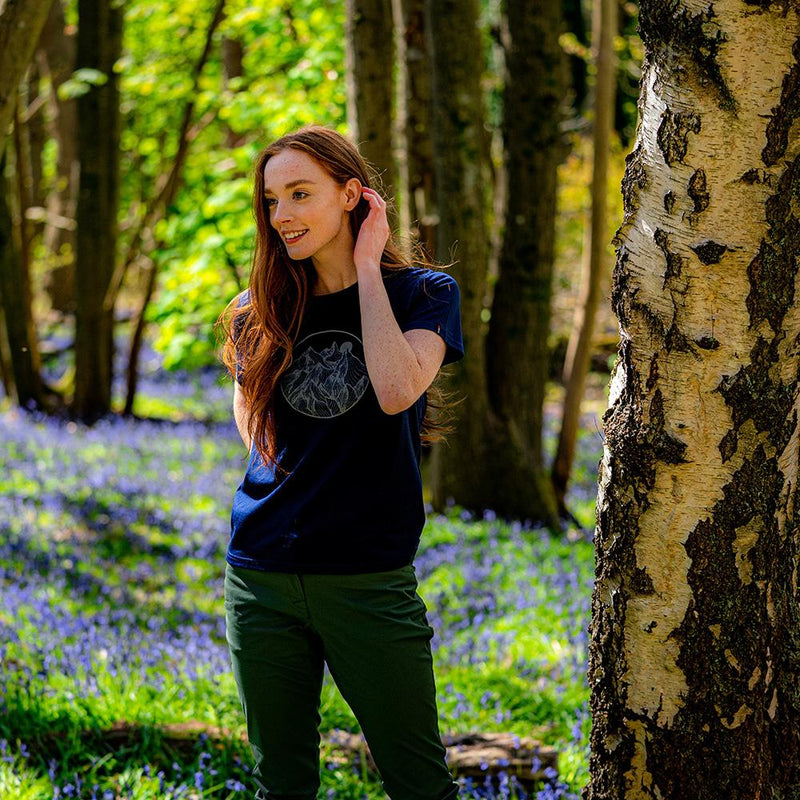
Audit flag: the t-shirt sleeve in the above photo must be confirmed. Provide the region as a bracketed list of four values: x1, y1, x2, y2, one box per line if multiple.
[233, 290, 250, 385]
[400, 271, 465, 366]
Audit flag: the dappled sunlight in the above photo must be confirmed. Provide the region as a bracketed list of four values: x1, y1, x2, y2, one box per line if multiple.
[1, 365, 598, 797]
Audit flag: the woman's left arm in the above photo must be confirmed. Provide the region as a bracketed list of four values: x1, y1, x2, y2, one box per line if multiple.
[355, 186, 447, 415]
[357, 268, 446, 414]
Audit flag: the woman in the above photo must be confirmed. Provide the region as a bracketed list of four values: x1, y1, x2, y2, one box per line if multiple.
[217, 124, 464, 800]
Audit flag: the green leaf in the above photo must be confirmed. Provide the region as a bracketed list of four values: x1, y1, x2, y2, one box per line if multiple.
[57, 68, 109, 100]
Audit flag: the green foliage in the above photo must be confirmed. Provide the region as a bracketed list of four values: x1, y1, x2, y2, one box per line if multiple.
[116, 0, 346, 370]
[57, 68, 108, 100]
[28, 0, 640, 388]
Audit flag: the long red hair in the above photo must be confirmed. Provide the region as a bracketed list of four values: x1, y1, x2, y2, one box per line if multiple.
[216, 124, 454, 474]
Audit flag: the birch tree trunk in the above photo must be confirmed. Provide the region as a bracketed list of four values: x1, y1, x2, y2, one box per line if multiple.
[586, 2, 800, 797]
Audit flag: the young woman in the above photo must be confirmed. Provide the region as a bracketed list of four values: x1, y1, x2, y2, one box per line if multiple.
[218, 125, 464, 800]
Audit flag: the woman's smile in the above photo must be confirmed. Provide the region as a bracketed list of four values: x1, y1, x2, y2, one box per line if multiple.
[263, 149, 359, 273]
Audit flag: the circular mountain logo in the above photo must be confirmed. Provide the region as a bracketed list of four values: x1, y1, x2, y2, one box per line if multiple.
[279, 330, 369, 418]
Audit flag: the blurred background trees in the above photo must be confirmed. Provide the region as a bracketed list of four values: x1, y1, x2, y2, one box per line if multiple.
[0, 0, 643, 526]
[0, 0, 56, 412]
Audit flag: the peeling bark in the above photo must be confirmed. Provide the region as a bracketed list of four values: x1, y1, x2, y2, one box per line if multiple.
[586, 2, 800, 798]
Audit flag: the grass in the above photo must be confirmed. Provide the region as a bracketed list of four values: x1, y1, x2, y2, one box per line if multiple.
[0, 344, 605, 799]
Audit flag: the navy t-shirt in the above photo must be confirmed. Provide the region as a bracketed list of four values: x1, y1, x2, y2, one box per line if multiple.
[228, 266, 464, 574]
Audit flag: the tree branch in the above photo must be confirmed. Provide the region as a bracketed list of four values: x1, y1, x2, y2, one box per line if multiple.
[103, 0, 227, 314]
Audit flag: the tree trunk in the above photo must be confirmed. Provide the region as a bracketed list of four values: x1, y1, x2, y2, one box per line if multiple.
[426, 0, 496, 511]
[72, 0, 122, 420]
[552, 0, 617, 517]
[0, 303, 12, 396]
[0, 146, 43, 409]
[221, 22, 245, 149]
[0, 0, 54, 157]
[481, 0, 567, 525]
[345, 0, 397, 227]
[123, 256, 157, 416]
[37, 0, 79, 314]
[586, 3, 800, 797]
[393, 0, 436, 255]
[24, 69, 46, 215]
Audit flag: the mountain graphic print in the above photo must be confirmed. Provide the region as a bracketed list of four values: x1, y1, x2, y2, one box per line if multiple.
[280, 330, 370, 418]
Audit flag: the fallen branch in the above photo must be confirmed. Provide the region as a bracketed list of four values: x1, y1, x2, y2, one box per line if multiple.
[326, 730, 559, 789]
[22, 720, 560, 789]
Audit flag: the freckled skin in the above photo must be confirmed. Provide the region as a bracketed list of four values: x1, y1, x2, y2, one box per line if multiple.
[257, 147, 447, 416]
[262, 149, 361, 289]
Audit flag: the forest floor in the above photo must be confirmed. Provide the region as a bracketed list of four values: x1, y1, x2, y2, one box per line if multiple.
[0, 333, 607, 799]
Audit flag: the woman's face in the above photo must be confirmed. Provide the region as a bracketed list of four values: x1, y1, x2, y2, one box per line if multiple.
[262, 148, 360, 267]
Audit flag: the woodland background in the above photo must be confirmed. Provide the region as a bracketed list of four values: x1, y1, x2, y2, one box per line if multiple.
[1, 0, 633, 796]
[1, 0, 642, 527]
[6, 0, 800, 797]
[6, 0, 756, 797]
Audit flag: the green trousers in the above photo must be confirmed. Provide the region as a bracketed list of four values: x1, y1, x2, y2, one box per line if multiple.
[224, 562, 460, 800]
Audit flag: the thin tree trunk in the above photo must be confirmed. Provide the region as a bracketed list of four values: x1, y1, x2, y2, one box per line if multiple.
[24, 70, 46, 215]
[481, 0, 567, 525]
[0, 303, 13, 397]
[345, 0, 397, 228]
[123, 255, 157, 416]
[221, 21, 245, 149]
[486, 0, 505, 288]
[72, 0, 122, 421]
[0, 146, 43, 409]
[552, 0, 617, 517]
[586, 2, 800, 797]
[0, 0, 54, 157]
[562, 0, 589, 114]
[123, 0, 227, 416]
[393, 0, 435, 255]
[13, 96, 33, 285]
[37, 0, 78, 314]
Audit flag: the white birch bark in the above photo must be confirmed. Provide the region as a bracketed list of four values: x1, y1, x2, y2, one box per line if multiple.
[587, 2, 800, 797]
